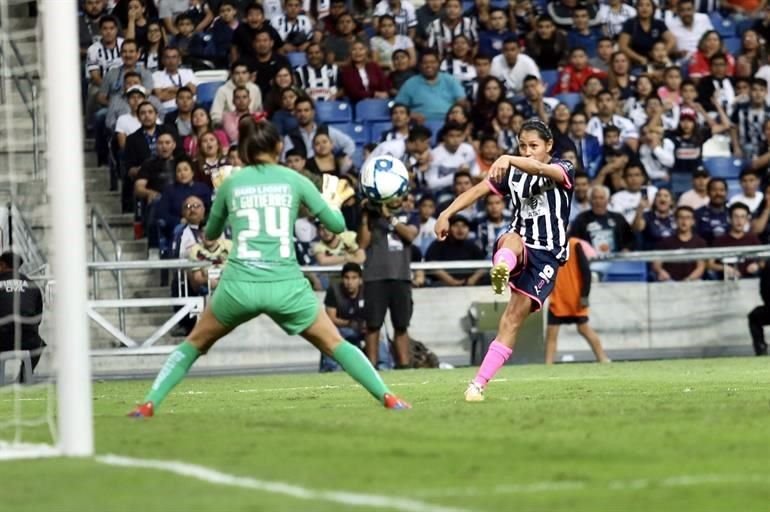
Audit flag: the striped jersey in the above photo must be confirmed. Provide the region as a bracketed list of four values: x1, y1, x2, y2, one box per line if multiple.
[85, 37, 124, 78]
[270, 14, 314, 43]
[488, 158, 575, 262]
[730, 102, 770, 158]
[295, 64, 340, 102]
[440, 57, 477, 99]
[427, 17, 478, 58]
[373, 0, 418, 36]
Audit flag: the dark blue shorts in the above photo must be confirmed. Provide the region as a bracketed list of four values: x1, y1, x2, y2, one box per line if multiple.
[508, 246, 560, 312]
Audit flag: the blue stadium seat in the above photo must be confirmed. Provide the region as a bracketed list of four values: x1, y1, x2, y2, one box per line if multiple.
[540, 70, 559, 94]
[603, 261, 648, 282]
[723, 37, 742, 56]
[671, 172, 692, 197]
[315, 100, 353, 123]
[736, 19, 756, 38]
[367, 121, 392, 143]
[287, 52, 307, 68]
[329, 123, 367, 145]
[355, 98, 392, 122]
[462, 0, 474, 12]
[195, 81, 224, 110]
[352, 145, 366, 170]
[490, 0, 508, 7]
[726, 178, 741, 199]
[424, 120, 444, 145]
[702, 157, 745, 179]
[710, 12, 736, 38]
[556, 92, 581, 110]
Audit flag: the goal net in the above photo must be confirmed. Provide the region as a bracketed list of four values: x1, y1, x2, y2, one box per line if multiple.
[0, 0, 93, 459]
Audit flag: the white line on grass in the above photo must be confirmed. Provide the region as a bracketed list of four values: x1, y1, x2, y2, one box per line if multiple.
[96, 454, 472, 512]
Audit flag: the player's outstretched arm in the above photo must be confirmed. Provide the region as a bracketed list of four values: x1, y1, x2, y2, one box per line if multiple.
[434, 181, 491, 241]
[489, 155, 571, 188]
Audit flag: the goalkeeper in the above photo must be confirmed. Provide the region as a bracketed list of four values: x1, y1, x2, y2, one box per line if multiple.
[130, 118, 411, 417]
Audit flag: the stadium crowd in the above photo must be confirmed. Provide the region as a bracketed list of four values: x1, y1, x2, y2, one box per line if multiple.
[79, 0, 770, 292]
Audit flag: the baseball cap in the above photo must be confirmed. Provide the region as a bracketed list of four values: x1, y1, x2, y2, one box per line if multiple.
[449, 214, 471, 226]
[679, 107, 697, 121]
[126, 85, 147, 97]
[693, 166, 709, 178]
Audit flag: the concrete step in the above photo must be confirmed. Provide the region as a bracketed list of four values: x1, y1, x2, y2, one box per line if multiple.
[90, 322, 185, 348]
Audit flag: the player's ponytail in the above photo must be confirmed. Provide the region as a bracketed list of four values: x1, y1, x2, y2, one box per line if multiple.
[238, 115, 282, 166]
[519, 119, 553, 143]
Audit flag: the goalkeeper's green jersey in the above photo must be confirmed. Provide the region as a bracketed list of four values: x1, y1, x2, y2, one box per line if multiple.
[205, 163, 346, 282]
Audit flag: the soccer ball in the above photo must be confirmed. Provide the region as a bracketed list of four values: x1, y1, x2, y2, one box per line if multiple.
[360, 155, 410, 202]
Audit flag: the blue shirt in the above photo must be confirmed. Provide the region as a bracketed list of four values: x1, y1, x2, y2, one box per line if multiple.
[695, 205, 729, 244]
[394, 72, 466, 121]
[478, 30, 517, 58]
[566, 28, 602, 58]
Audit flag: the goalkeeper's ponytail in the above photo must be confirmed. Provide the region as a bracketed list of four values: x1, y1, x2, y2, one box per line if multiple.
[238, 115, 282, 166]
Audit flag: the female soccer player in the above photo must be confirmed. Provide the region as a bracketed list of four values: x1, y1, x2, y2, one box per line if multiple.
[434, 119, 575, 401]
[130, 118, 410, 417]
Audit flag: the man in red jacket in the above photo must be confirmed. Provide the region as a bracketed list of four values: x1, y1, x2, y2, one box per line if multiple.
[553, 47, 606, 94]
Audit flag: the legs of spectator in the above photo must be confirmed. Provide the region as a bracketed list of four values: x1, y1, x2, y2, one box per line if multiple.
[0, 331, 45, 384]
[392, 328, 410, 368]
[576, 322, 610, 363]
[747, 305, 770, 356]
[544, 325, 560, 365]
[364, 329, 381, 366]
[92, 107, 109, 166]
[144, 198, 161, 249]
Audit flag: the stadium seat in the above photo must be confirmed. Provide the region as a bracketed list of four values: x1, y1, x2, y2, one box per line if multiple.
[702, 157, 745, 179]
[603, 261, 648, 282]
[710, 12, 736, 38]
[355, 98, 392, 122]
[726, 178, 741, 199]
[367, 121, 392, 143]
[194, 69, 229, 83]
[195, 81, 224, 110]
[540, 70, 559, 94]
[490, 0, 508, 7]
[287, 52, 307, 68]
[736, 19, 755, 38]
[330, 123, 367, 145]
[556, 92, 581, 110]
[352, 145, 366, 170]
[424, 120, 444, 145]
[671, 172, 692, 197]
[723, 37, 742, 56]
[315, 100, 353, 123]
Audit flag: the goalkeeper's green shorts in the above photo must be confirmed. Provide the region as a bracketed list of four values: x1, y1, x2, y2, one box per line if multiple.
[209, 277, 320, 335]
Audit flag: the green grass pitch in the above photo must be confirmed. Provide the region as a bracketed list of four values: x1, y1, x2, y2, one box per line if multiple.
[1, 357, 769, 512]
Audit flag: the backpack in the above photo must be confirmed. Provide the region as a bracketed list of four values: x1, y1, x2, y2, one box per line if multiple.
[410, 338, 440, 369]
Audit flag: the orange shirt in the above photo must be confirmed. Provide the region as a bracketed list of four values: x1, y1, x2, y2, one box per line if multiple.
[549, 238, 595, 317]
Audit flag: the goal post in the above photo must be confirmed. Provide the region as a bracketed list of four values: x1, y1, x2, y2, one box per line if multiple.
[42, 0, 94, 456]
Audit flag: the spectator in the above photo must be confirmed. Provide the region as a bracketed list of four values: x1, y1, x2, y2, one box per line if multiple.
[633, 188, 676, 249]
[568, 112, 602, 178]
[319, 262, 368, 371]
[440, 35, 478, 99]
[175, 194, 207, 259]
[270, 0, 314, 54]
[196, 131, 230, 189]
[665, 0, 713, 61]
[509, 0, 542, 37]
[747, 262, 770, 356]
[688, 30, 735, 81]
[426, 0, 478, 58]
[183, 106, 229, 156]
[475, 193, 511, 258]
[549, 102, 578, 157]
[610, 162, 658, 224]
[157, 156, 212, 246]
[282, 97, 356, 159]
[426, 124, 478, 192]
[491, 37, 541, 98]
[388, 49, 419, 95]
[244, 29, 292, 99]
[473, 134, 503, 179]
[576, 75, 603, 119]
[412, 195, 438, 255]
[524, 15, 568, 71]
[124, 101, 165, 194]
[161, 0, 212, 36]
[607, 51, 636, 100]
[590, 37, 614, 73]
[710, 202, 762, 278]
[696, 53, 736, 115]
[371, 14, 416, 71]
[554, 48, 606, 96]
[98, 39, 154, 108]
[139, 21, 166, 72]
[515, 74, 559, 122]
[570, 171, 591, 222]
[379, 103, 411, 142]
[222, 86, 265, 144]
[729, 169, 763, 212]
[340, 41, 391, 103]
[394, 50, 468, 123]
[371, 125, 433, 190]
[597, 0, 636, 39]
[312, 224, 366, 265]
[187, 227, 232, 294]
[416, 0, 443, 47]
[587, 89, 639, 150]
[358, 197, 418, 369]
[653, 206, 707, 281]
[151, 47, 198, 112]
[737, 29, 766, 78]
[262, 66, 299, 115]
[478, 7, 516, 58]
[566, 6, 602, 58]
[205, 0, 240, 67]
[123, 0, 151, 47]
[271, 86, 303, 135]
[294, 43, 342, 103]
[85, 16, 124, 123]
[678, 166, 712, 210]
[324, 12, 366, 65]
[373, 0, 418, 39]
[445, 103, 475, 143]
[618, 0, 675, 68]
[115, 85, 148, 149]
[669, 107, 704, 176]
[135, 131, 179, 250]
[306, 131, 350, 176]
[695, 177, 730, 243]
[624, 74, 655, 127]
[547, 0, 599, 29]
[0, 252, 45, 383]
[472, 76, 505, 133]
[106, 71, 162, 134]
[731, 78, 770, 160]
[79, 0, 106, 60]
[425, 215, 487, 286]
[436, 170, 477, 219]
[639, 123, 675, 184]
[168, 14, 207, 65]
[163, 86, 195, 137]
[231, 3, 282, 62]
[752, 182, 770, 242]
[571, 185, 635, 256]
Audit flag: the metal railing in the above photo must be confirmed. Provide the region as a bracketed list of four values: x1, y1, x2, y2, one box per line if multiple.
[89, 205, 124, 331]
[0, 26, 42, 178]
[7, 199, 46, 276]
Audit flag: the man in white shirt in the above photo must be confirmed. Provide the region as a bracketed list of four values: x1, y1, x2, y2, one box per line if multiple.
[638, 125, 675, 183]
[587, 89, 639, 150]
[490, 37, 541, 98]
[665, 0, 713, 60]
[151, 47, 198, 111]
[610, 164, 658, 224]
[728, 169, 763, 213]
[210, 61, 263, 125]
[425, 121, 478, 192]
[678, 167, 712, 210]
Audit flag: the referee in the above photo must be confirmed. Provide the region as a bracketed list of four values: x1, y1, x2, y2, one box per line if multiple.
[0, 252, 46, 383]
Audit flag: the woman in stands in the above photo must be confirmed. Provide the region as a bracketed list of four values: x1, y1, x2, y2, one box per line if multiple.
[632, 188, 676, 250]
[270, 86, 306, 135]
[195, 131, 229, 190]
[576, 75, 603, 118]
[624, 74, 655, 127]
[262, 66, 299, 114]
[339, 41, 391, 104]
[737, 29, 766, 77]
[445, 103, 474, 144]
[607, 51, 637, 100]
[130, 118, 411, 417]
[370, 14, 415, 71]
[434, 119, 576, 401]
[689, 30, 735, 81]
[183, 107, 229, 157]
[472, 76, 505, 134]
[490, 100, 519, 154]
[305, 131, 351, 176]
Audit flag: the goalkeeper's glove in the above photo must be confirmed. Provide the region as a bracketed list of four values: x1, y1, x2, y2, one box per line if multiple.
[321, 174, 355, 209]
